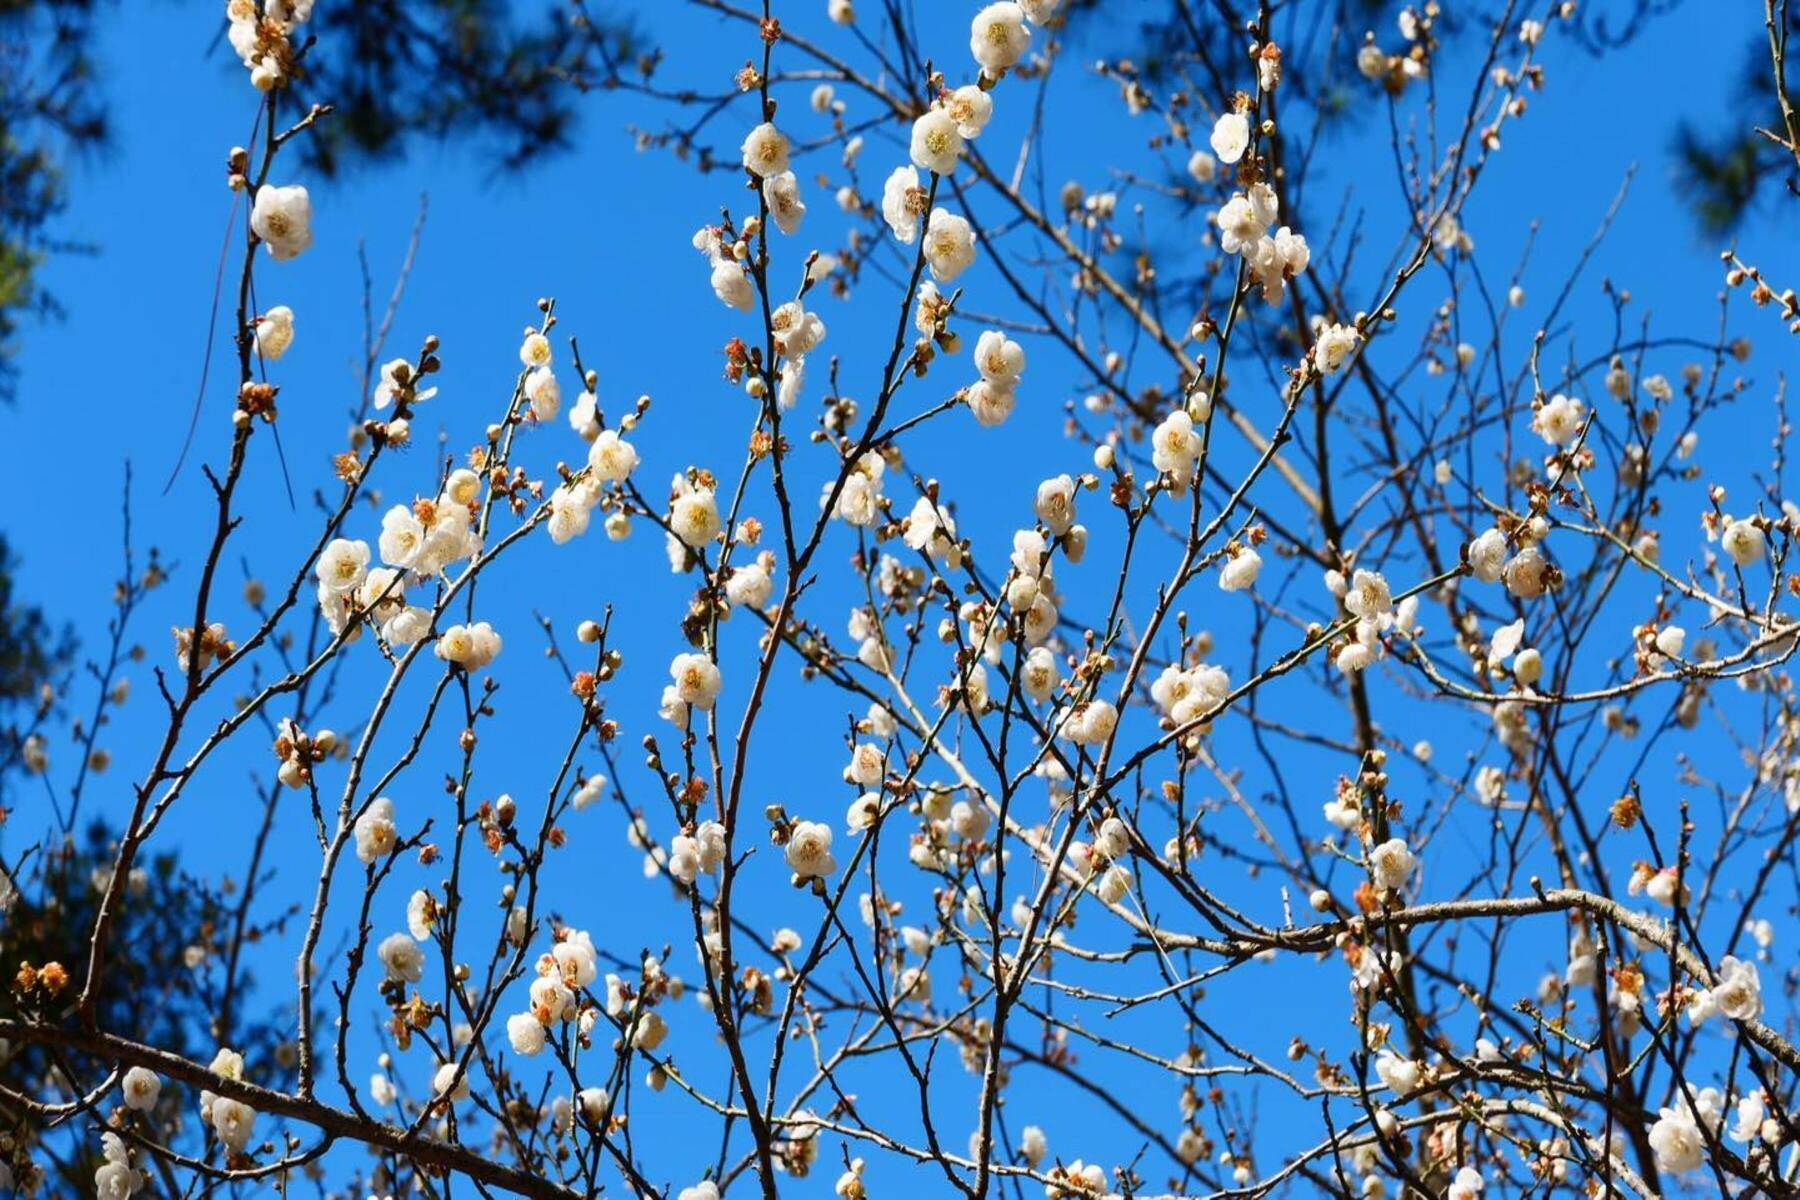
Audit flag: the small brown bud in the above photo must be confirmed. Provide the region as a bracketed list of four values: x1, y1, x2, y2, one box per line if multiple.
[1610, 794, 1641, 830]
[38, 962, 69, 994]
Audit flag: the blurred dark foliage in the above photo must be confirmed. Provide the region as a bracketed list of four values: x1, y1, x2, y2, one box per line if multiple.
[0, 0, 107, 404]
[0, 0, 647, 402]
[0, 537, 71, 710]
[1671, 5, 1798, 235]
[0, 536, 74, 795]
[1056, 0, 1787, 285]
[0, 822, 296, 1194]
[289, 0, 645, 177]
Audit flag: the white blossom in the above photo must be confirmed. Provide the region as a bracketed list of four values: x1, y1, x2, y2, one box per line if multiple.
[1368, 837, 1415, 891]
[433, 1061, 471, 1102]
[1446, 1168, 1483, 1200]
[711, 261, 755, 312]
[771, 301, 827, 358]
[588, 430, 639, 482]
[670, 481, 722, 548]
[1650, 1090, 1721, 1175]
[315, 538, 370, 596]
[1503, 547, 1549, 599]
[255, 305, 295, 360]
[1219, 547, 1262, 592]
[121, 1067, 161, 1112]
[378, 931, 424, 983]
[763, 171, 806, 234]
[974, 330, 1025, 383]
[546, 484, 596, 545]
[881, 165, 926, 242]
[726, 556, 776, 609]
[924, 209, 977, 281]
[525, 366, 561, 423]
[1209, 111, 1250, 163]
[1314, 322, 1360, 374]
[1343, 570, 1392, 621]
[250, 184, 313, 260]
[436, 621, 503, 670]
[946, 85, 993, 138]
[787, 820, 837, 879]
[507, 1012, 548, 1056]
[1062, 698, 1118, 746]
[969, 2, 1029, 72]
[670, 653, 723, 711]
[1374, 1048, 1421, 1094]
[1533, 393, 1585, 446]
[354, 797, 398, 864]
[1711, 956, 1762, 1021]
[571, 774, 608, 812]
[910, 108, 965, 176]
[1467, 527, 1508, 583]
[1357, 43, 1388, 80]
[1216, 183, 1278, 255]
[904, 496, 962, 564]
[1152, 409, 1203, 488]
[1034, 475, 1077, 535]
[740, 122, 790, 177]
[967, 379, 1016, 427]
[1722, 518, 1766, 566]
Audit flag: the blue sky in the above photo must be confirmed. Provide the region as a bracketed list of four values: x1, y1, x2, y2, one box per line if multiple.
[6, 0, 1797, 1194]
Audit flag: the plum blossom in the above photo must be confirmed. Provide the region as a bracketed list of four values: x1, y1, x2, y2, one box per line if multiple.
[1152, 409, 1203, 489]
[1503, 547, 1549, 599]
[763, 171, 806, 234]
[588, 429, 639, 482]
[1368, 837, 1415, 891]
[315, 540, 370, 599]
[378, 931, 423, 983]
[969, 3, 1029, 72]
[1314, 322, 1360, 374]
[904, 496, 962, 564]
[740, 122, 790, 177]
[945, 85, 993, 137]
[771, 301, 827, 358]
[1219, 546, 1262, 592]
[1216, 184, 1278, 255]
[1649, 1088, 1722, 1174]
[910, 108, 965, 175]
[670, 479, 722, 548]
[210, 1096, 256, 1152]
[255, 305, 295, 360]
[1711, 956, 1762, 1021]
[436, 622, 502, 670]
[1533, 393, 1585, 446]
[967, 379, 1015, 427]
[974, 330, 1026, 383]
[354, 798, 398, 864]
[250, 184, 312, 260]
[121, 1067, 161, 1112]
[1722, 518, 1765, 566]
[786, 820, 837, 879]
[1034, 474, 1077, 535]
[711, 261, 755, 312]
[1374, 1047, 1421, 1094]
[924, 209, 977, 281]
[1209, 111, 1250, 163]
[1467, 527, 1507, 583]
[669, 653, 723, 713]
[882, 165, 927, 242]
[507, 1012, 548, 1056]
